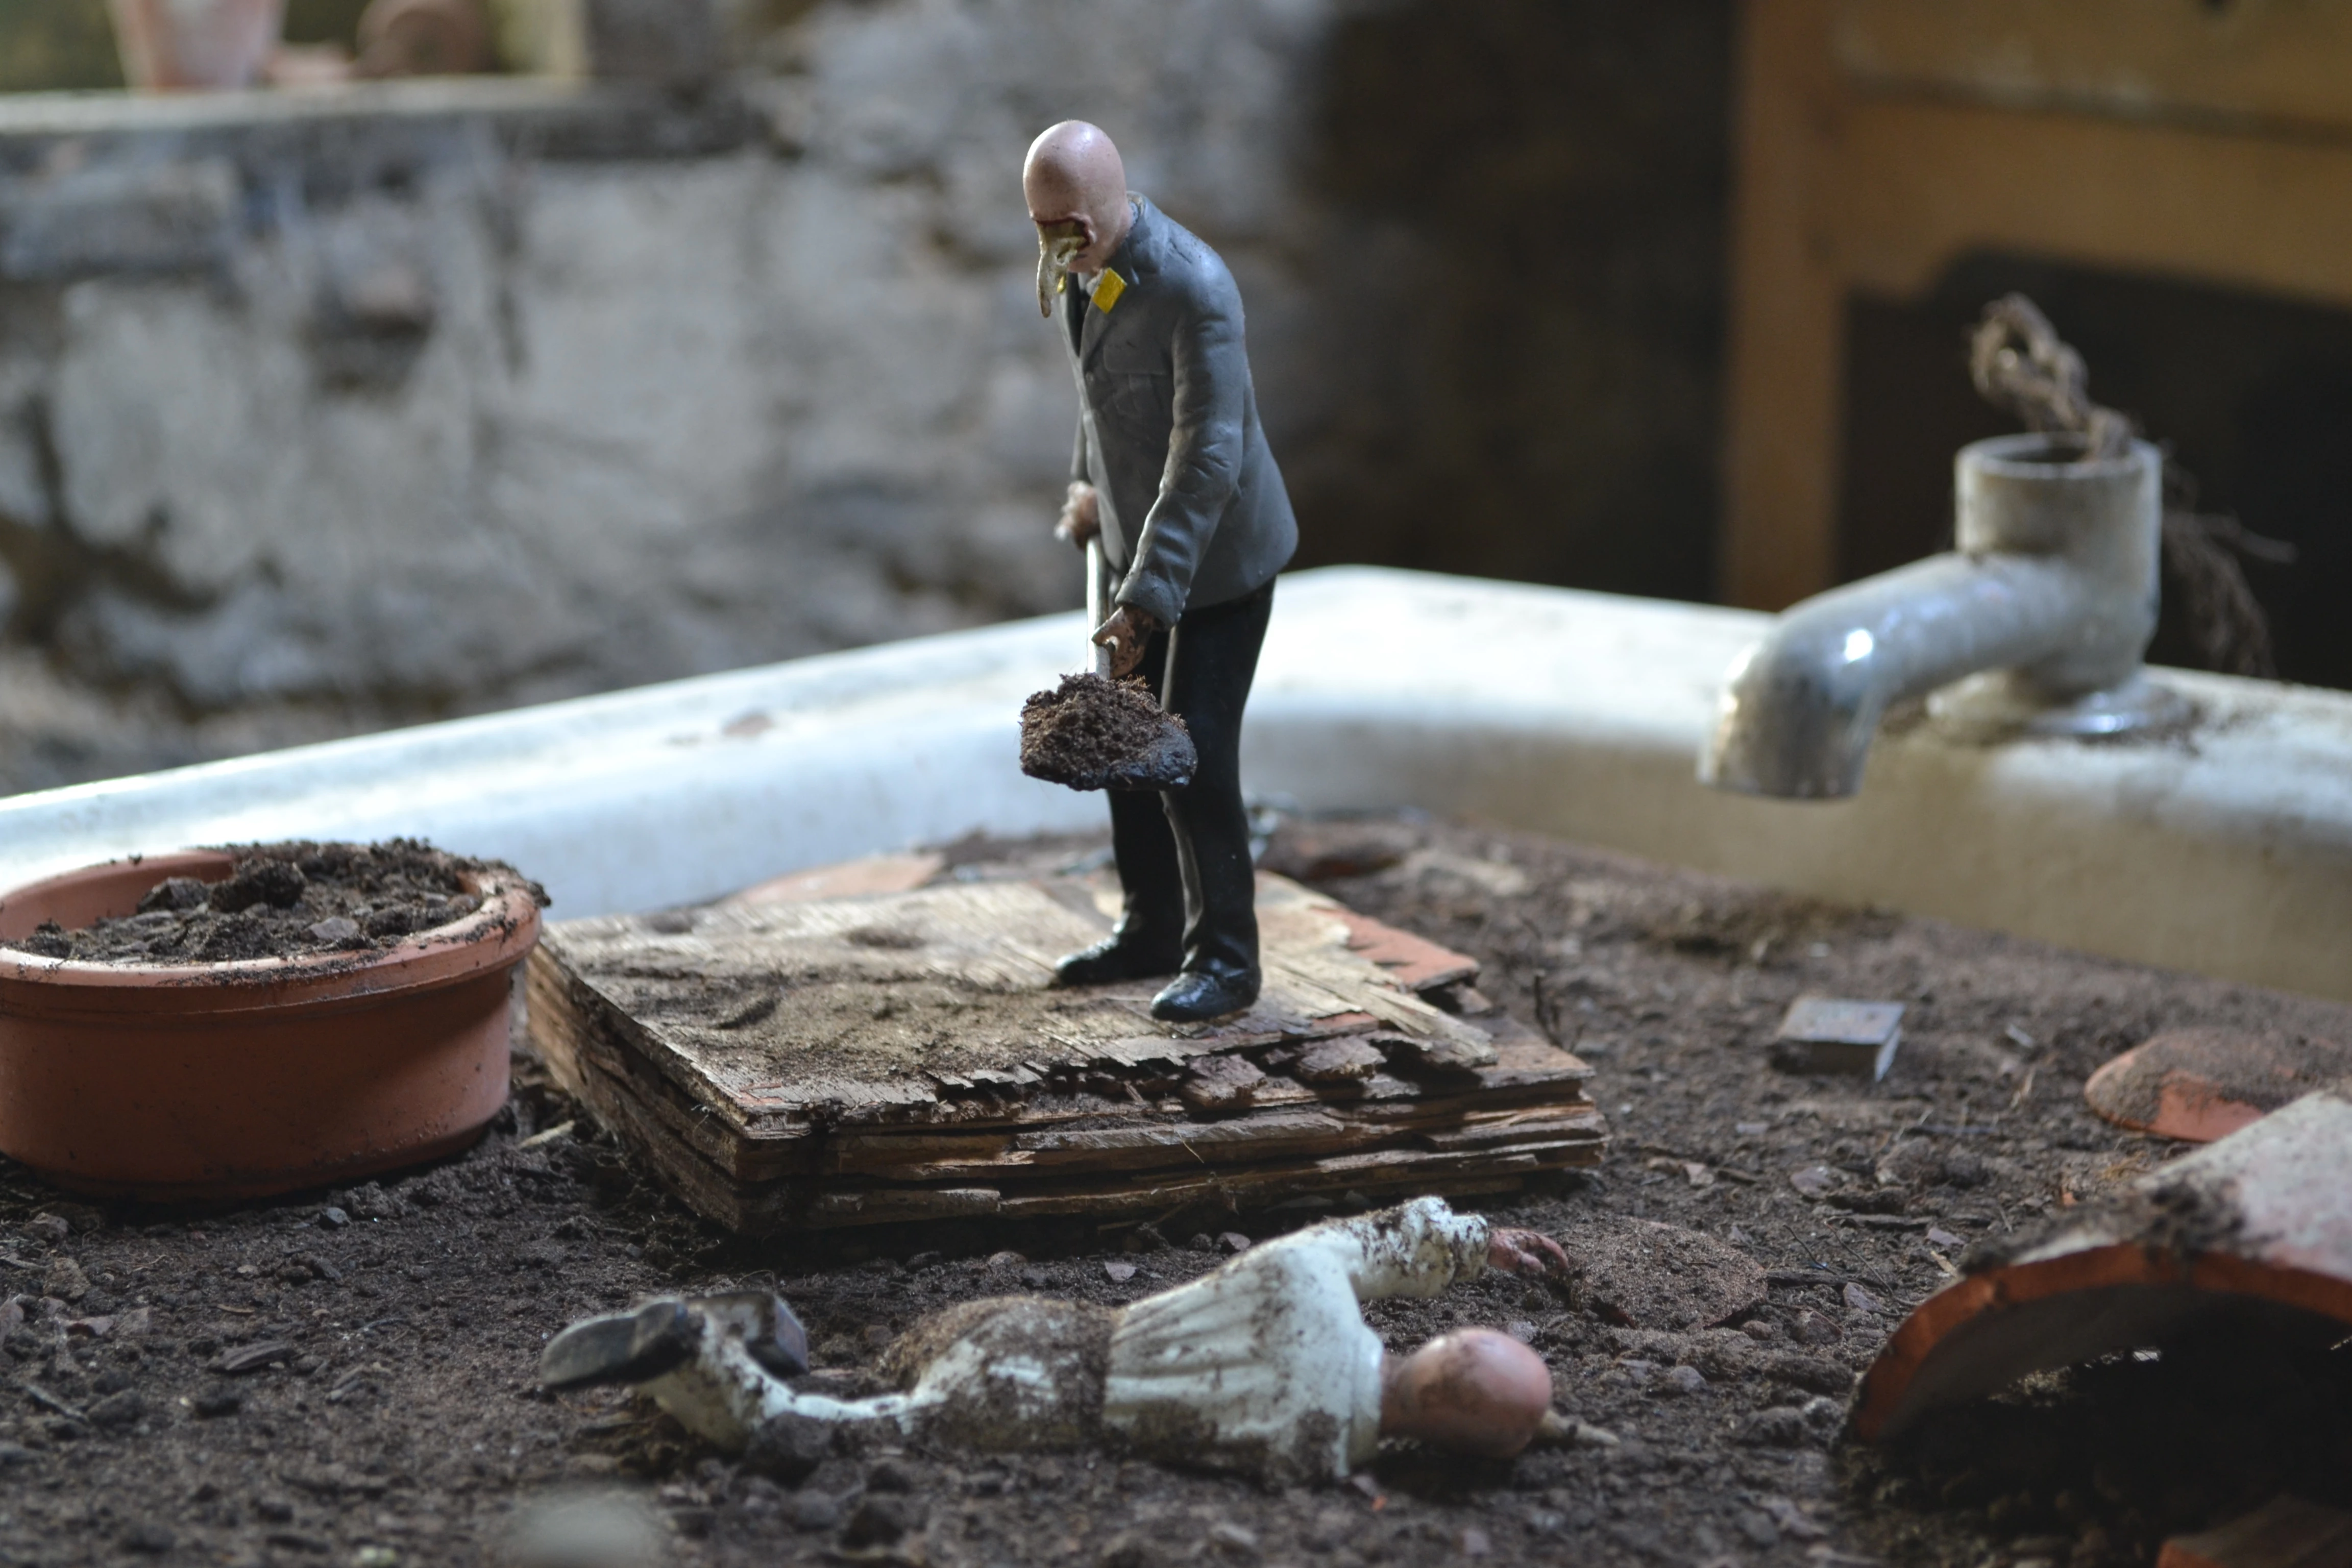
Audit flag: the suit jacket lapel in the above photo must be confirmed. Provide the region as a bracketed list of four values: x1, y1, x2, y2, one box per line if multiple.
[1063, 275, 1088, 356]
[1079, 201, 1149, 368]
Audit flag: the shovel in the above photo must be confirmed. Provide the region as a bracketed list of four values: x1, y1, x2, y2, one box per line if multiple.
[1017, 535, 1197, 792]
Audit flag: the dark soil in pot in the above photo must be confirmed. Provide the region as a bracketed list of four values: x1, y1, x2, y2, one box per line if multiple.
[15, 839, 537, 964]
[0, 817, 2346, 1566]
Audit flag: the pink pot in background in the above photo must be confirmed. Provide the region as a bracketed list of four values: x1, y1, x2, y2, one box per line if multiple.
[107, 0, 288, 91]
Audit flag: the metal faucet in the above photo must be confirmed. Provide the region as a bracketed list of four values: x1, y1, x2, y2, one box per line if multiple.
[1699, 433, 2177, 799]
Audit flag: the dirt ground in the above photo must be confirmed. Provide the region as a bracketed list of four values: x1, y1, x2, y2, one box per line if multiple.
[4, 815, 2351, 1568]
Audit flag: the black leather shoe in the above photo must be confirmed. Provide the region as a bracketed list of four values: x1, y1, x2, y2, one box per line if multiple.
[1150, 966, 1261, 1023]
[1055, 932, 1184, 987]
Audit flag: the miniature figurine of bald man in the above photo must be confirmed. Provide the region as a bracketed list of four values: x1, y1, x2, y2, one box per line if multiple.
[542, 1197, 1567, 1486]
[1025, 121, 1298, 1023]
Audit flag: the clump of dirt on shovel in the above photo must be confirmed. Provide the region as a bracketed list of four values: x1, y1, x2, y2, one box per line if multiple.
[1019, 673, 1197, 791]
[11, 839, 545, 965]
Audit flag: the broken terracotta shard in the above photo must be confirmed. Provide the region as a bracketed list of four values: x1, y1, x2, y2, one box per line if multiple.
[2084, 1026, 2352, 1144]
[526, 869, 1604, 1231]
[2157, 1494, 2352, 1568]
[1854, 1088, 2352, 1441]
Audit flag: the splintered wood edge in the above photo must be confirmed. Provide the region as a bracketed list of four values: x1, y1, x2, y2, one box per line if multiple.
[548, 1040, 1605, 1233]
[524, 935, 1589, 1146]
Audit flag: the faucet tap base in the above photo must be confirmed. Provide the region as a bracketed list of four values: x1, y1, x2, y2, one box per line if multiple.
[1924, 670, 2193, 745]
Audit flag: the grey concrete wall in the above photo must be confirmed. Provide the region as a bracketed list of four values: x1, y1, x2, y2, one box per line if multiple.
[0, 0, 1731, 794]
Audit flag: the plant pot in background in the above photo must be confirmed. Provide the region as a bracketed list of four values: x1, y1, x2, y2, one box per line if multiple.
[107, 0, 287, 91]
[0, 849, 540, 1200]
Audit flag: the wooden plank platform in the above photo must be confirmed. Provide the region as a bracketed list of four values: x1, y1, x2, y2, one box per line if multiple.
[525, 867, 1605, 1232]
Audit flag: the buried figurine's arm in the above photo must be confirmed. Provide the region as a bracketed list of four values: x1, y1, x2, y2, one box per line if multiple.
[1289, 1194, 1567, 1302]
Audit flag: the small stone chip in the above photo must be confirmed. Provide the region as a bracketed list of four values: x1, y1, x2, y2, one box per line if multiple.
[211, 1339, 295, 1375]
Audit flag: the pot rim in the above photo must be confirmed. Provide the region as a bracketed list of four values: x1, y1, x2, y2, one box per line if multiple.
[0, 848, 542, 1012]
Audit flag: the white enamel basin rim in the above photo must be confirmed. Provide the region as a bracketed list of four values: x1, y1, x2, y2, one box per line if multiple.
[3, 568, 2347, 1004]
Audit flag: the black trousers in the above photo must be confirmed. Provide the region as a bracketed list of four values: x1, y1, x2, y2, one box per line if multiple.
[1108, 578, 1273, 979]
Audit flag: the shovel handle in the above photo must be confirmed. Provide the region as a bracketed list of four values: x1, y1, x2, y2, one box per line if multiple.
[1086, 534, 1112, 678]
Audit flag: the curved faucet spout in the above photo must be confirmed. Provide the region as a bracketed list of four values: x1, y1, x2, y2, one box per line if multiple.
[1698, 434, 2163, 800]
[1699, 554, 2092, 798]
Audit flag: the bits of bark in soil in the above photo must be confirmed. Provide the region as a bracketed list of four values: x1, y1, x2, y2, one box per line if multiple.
[11, 839, 546, 964]
[1018, 673, 1194, 790]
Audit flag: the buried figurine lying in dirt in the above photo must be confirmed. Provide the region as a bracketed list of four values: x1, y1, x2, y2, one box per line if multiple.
[543, 1197, 1568, 1484]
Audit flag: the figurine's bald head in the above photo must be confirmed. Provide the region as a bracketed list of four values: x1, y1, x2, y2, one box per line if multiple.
[1024, 121, 1134, 313]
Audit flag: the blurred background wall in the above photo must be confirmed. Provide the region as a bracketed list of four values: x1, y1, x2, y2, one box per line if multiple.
[0, 0, 1733, 794]
[3, 0, 2348, 798]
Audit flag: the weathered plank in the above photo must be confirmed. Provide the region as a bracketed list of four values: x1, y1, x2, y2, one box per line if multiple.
[525, 870, 1605, 1231]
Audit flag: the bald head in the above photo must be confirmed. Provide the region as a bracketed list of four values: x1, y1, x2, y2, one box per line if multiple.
[1380, 1329, 1554, 1458]
[1024, 121, 1134, 297]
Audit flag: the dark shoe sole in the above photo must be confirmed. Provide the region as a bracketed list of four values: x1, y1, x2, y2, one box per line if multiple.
[1055, 947, 1184, 988]
[1149, 972, 1261, 1023]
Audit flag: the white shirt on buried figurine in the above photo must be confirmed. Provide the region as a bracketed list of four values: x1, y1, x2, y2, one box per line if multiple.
[633, 1196, 1507, 1485]
[1099, 1195, 1490, 1480]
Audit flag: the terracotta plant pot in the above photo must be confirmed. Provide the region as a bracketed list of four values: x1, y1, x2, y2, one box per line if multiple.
[107, 0, 287, 91]
[0, 849, 540, 1200]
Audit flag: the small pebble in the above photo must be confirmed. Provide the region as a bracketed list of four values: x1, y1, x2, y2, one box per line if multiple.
[841, 1494, 921, 1547]
[1505, 1319, 1537, 1343]
[1787, 1166, 1838, 1198]
[321, 1206, 350, 1229]
[1788, 1308, 1843, 1345]
[1663, 1365, 1707, 1396]
[120, 1522, 173, 1555]
[42, 1257, 89, 1303]
[791, 1491, 842, 1532]
[1206, 1519, 1259, 1559]
[1217, 1232, 1253, 1255]
[865, 1457, 916, 1493]
[1461, 1526, 1492, 1557]
[1842, 1282, 1883, 1314]
[1104, 1260, 1137, 1284]
[307, 916, 361, 944]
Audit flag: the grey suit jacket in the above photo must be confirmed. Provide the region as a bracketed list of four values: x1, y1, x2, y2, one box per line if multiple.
[1063, 197, 1297, 626]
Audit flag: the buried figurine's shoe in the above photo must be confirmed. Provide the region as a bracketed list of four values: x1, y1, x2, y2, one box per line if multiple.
[539, 1291, 809, 1391]
[1150, 965, 1260, 1023]
[539, 1298, 698, 1390]
[1055, 930, 1184, 987]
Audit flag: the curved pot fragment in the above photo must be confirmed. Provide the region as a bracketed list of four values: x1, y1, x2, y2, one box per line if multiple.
[1855, 1090, 2352, 1442]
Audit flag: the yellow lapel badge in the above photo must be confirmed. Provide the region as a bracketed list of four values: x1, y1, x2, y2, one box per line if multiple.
[1093, 268, 1128, 313]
